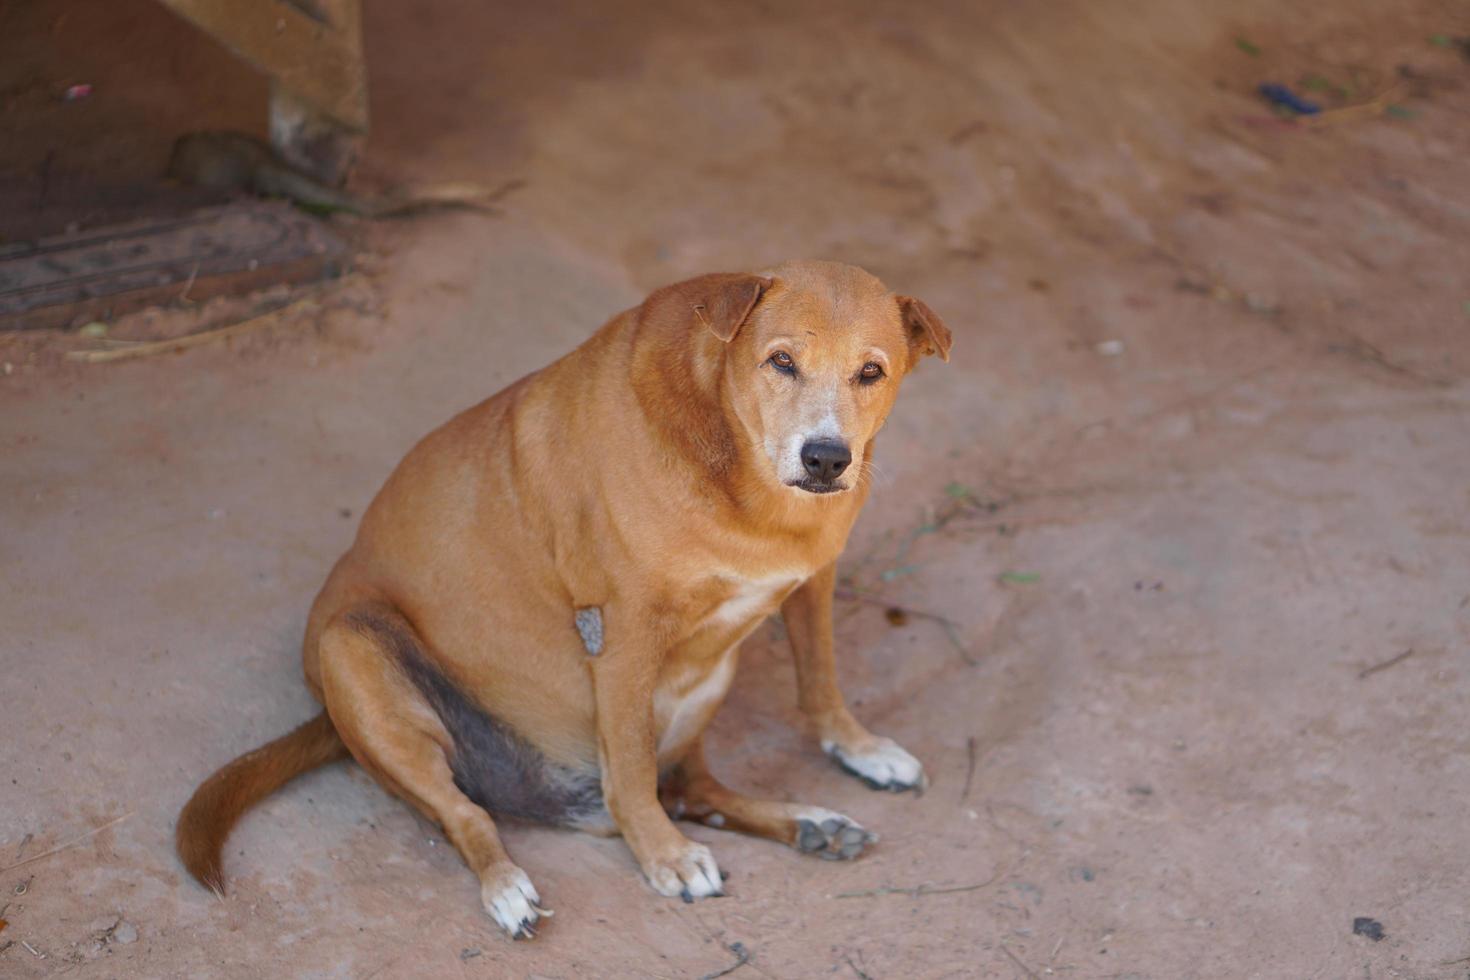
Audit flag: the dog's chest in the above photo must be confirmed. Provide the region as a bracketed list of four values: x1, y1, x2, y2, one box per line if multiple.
[698, 571, 803, 632]
[650, 571, 805, 759]
[654, 646, 739, 757]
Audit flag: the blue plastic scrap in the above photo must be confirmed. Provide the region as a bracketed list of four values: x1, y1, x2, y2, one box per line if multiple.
[1258, 83, 1322, 115]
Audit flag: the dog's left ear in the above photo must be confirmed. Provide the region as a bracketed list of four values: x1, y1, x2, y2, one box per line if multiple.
[656, 273, 773, 343]
[897, 295, 953, 363]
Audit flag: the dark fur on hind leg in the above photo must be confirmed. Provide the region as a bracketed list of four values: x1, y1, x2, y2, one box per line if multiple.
[345, 611, 603, 826]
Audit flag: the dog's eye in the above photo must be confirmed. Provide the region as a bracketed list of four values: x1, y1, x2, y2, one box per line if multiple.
[768, 351, 796, 375]
[858, 362, 885, 383]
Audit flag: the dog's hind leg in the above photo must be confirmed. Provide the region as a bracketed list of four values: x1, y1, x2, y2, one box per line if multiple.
[660, 738, 876, 861]
[317, 604, 546, 939]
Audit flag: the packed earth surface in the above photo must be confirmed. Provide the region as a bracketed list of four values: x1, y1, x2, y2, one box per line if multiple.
[2, 0, 1469, 977]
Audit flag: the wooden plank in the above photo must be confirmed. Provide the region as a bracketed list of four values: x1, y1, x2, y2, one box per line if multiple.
[0, 202, 349, 331]
[155, 0, 367, 132]
[269, 84, 363, 187]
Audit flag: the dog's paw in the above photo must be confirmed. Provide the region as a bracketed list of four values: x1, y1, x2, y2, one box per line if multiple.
[793, 808, 877, 860]
[481, 864, 548, 940]
[824, 736, 927, 793]
[641, 841, 724, 902]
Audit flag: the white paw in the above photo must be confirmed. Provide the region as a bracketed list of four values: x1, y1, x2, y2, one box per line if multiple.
[481, 865, 548, 940]
[823, 736, 927, 793]
[792, 806, 878, 859]
[642, 841, 724, 902]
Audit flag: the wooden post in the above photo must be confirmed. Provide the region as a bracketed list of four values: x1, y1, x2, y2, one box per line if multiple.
[156, 0, 368, 187]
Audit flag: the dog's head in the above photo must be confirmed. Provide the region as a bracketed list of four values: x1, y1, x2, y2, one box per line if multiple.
[644, 261, 952, 496]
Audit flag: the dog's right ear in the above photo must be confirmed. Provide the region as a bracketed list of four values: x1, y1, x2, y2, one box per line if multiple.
[644, 273, 774, 343]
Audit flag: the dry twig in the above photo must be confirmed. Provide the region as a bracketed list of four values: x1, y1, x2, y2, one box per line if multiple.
[1301, 85, 1406, 129]
[836, 587, 976, 665]
[836, 880, 993, 900]
[1358, 648, 1413, 680]
[960, 735, 978, 803]
[0, 813, 132, 874]
[178, 260, 200, 303]
[67, 296, 318, 364]
[700, 941, 751, 980]
[998, 943, 1040, 980]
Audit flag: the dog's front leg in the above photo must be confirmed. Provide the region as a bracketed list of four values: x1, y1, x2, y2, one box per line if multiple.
[782, 562, 927, 793]
[590, 631, 724, 901]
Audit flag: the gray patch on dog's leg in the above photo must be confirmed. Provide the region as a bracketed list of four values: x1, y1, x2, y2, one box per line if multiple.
[574, 607, 604, 656]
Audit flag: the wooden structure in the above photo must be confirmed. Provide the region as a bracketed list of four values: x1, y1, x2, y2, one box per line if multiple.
[0, 202, 349, 330]
[157, 0, 368, 187]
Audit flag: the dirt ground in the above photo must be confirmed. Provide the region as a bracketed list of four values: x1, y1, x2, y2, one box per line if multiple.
[3, 0, 1469, 977]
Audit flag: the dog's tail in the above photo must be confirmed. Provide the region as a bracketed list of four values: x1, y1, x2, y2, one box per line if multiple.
[175, 711, 348, 894]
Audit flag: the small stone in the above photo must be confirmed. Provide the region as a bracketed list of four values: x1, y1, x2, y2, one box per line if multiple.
[1352, 917, 1385, 941]
[1096, 339, 1125, 357]
[113, 921, 137, 944]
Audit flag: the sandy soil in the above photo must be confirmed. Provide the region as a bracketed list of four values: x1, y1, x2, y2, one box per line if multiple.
[3, 0, 1469, 977]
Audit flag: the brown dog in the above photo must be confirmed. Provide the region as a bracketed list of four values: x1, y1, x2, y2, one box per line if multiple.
[176, 260, 952, 938]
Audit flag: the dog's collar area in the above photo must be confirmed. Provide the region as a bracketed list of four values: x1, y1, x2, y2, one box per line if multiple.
[574, 607, 604, 656]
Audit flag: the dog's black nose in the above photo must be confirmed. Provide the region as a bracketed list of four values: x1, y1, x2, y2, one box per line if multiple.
[801, 440, 851, 482]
